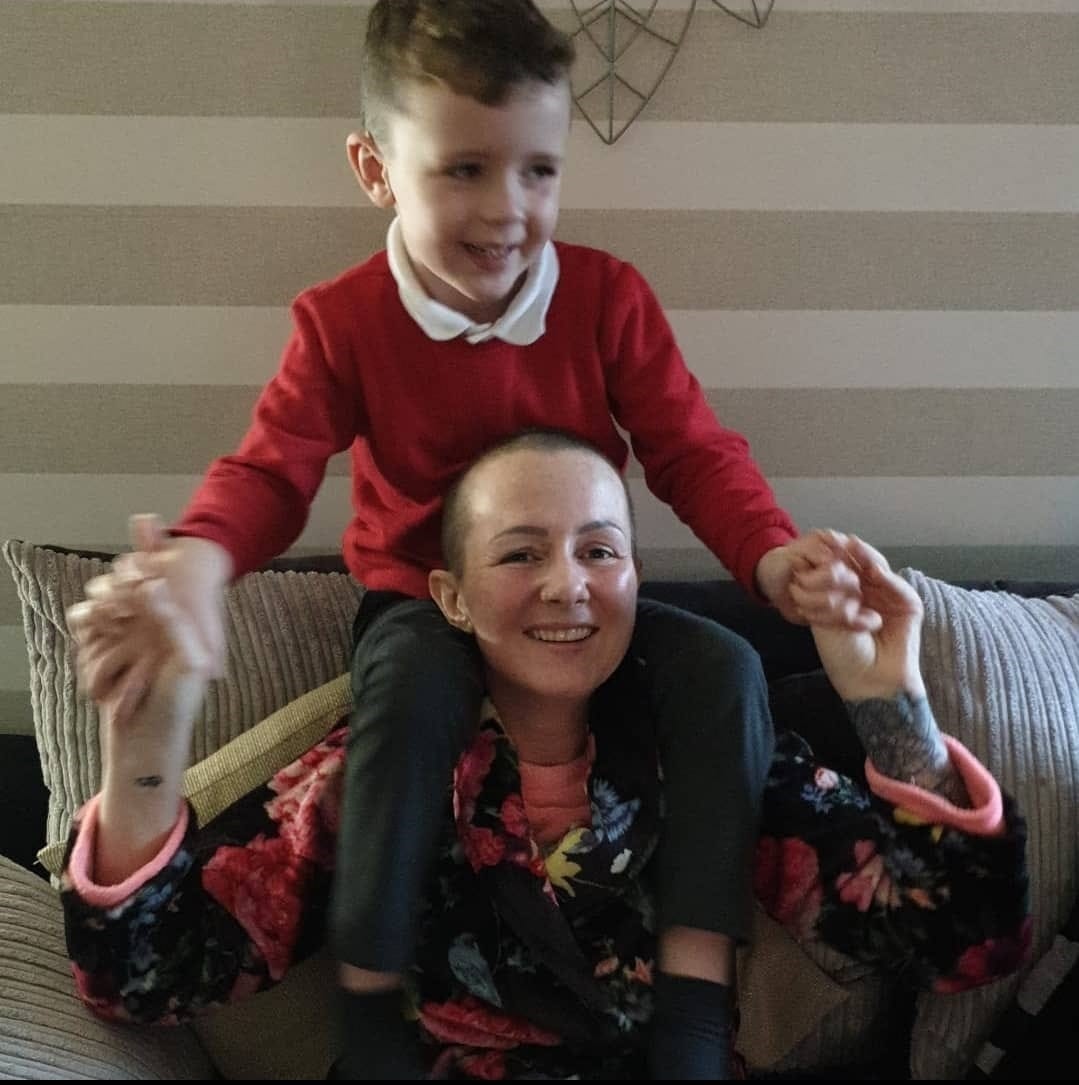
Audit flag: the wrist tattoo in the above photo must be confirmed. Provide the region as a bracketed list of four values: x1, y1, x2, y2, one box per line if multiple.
[844, 693, 970, 807]
[134, 774, 163, 789]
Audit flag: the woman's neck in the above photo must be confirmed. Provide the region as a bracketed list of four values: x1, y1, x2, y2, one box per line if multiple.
[487, 683, 590, 767]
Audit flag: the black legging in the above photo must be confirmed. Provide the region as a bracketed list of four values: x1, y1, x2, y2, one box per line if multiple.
[330, 592, 775, 972]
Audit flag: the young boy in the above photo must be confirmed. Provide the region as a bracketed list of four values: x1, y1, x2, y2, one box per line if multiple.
[91, 1, 879, 1078]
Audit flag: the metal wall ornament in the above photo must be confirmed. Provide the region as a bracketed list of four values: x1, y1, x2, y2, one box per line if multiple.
[568, 0, 775, 144]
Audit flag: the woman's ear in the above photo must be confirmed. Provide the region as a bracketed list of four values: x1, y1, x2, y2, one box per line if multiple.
[428, 569, 473, 633]
[346, 132, 395, 209]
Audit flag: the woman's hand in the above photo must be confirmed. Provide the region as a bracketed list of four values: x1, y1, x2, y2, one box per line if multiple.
[67, 514, 230, 727]
[794, 536, 925, 703]
[67, 571, 211, 884]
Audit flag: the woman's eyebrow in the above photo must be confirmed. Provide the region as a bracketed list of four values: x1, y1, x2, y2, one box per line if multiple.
[489, 520, 626, 543]
[490, 525, 546, 543]
[577, 519, 627, 538]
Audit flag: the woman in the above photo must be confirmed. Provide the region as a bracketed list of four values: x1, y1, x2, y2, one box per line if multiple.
[62, 431, 1029, 1080]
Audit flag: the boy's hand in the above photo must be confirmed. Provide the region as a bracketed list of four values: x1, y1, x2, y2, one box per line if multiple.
[71, 574, 209, 729]
[113, 514, 232, 674]
[804, 536, 925, 702]
[66, 514, 232, 725]
[755, 529, 882, 631]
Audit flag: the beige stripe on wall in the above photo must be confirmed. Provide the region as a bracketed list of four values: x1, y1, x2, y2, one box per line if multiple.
[4, 206, 1079, 310]
[4, 474, 1077, 559]
[5, 7, 1079, 123]
[3, 385, 1077, 478]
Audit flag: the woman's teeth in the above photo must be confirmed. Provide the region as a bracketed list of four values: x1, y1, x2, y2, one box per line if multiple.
[528, 627, 593, 643]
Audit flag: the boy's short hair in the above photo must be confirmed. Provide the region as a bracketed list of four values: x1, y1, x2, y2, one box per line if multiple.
[361, 0, 575, 145]
[440, 428, 637, 576]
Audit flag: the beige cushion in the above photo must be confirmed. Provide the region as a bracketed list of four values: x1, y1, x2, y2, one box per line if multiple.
[2, 539, 364, 854]
[899, 571, 1079, 1079]
[0, 855, 216, 1079]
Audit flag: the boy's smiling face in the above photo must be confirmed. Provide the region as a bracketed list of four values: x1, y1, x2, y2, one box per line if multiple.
[349, 78, 571, 324]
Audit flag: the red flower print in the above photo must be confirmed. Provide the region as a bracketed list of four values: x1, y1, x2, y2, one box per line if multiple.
[71, 963, 127, 1022]
[499, 794, 531, 839]
[459, 1050, 508, 1080]
[933, 916, 1033, 993]
[419, 996, 560, 1049]
[462, 826, 507, 872]
[203, 834, 308, 980]
[753, 836, 823, 937]
[264, 726, 348, 869]
[454, 728, 498, 823]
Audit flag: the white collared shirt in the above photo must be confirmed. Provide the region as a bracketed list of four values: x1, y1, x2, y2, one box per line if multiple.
[385, 217, 559, 346]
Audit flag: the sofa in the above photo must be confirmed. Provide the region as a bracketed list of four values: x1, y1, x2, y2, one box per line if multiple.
[1, 538, 1077, 1080]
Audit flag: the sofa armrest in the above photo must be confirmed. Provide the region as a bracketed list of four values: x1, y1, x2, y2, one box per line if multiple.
[0, 855, 217, 1079]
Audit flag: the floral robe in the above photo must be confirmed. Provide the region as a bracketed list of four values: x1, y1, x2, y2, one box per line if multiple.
[62, 699, 1030, 1080]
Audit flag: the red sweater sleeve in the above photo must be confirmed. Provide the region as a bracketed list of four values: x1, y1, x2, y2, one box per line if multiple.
[599, 261, 797, 594]
[171, 293, 363, 577]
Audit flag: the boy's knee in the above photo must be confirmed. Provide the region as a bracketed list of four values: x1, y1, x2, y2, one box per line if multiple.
[350, 600, 482, 745]
[636, 603, 766, 690]
[357, 601, 476, 680]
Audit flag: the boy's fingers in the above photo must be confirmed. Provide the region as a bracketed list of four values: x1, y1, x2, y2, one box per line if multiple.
[129, 513, 167, 554]
[794, 561, 861, 595]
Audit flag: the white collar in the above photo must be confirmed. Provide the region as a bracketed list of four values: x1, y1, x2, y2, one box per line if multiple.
[385, 217, 558, 345]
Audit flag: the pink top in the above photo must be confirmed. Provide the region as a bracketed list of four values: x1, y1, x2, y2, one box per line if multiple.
[518, 735, 596, 846]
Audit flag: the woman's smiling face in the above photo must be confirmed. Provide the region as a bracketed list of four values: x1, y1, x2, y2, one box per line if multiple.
[438, 445, 639, 716]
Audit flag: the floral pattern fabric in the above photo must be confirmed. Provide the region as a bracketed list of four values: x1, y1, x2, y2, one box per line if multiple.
[62, 704, 1030, 1080]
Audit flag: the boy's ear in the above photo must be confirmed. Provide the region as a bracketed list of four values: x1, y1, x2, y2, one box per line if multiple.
[428, 569, 473, 633]
[346, 132, 395, 209]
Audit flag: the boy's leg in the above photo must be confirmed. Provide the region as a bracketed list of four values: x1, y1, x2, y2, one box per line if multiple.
[632, 597, 775, 940]
[330, 593, 483, 1077]
[629, 597, 775, 1079]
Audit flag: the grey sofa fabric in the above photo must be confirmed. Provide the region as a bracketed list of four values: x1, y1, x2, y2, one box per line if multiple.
[0, 855, 217, 1080]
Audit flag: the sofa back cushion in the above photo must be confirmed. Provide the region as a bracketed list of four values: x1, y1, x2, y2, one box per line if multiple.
[899, 570, 1079, 1079]
[3, 540, 364, 851]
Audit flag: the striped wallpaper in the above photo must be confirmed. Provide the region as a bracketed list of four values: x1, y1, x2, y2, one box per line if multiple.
[2, 0, 1078, 735]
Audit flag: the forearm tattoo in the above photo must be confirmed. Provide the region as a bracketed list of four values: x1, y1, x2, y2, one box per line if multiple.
[844, 693, 970, 807]
[134, 775, 163, 788]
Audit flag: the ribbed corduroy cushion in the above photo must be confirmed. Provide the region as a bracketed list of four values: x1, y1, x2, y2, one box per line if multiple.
[900, 571, 1079, 1080]
[2, 539, 363, 854]
[0, 855, 216, 1079]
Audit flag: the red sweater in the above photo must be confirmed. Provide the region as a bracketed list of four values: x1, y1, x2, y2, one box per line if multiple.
[173, 243, 797, 598]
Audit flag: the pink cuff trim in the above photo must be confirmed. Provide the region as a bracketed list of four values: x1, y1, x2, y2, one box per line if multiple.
[864, 736, 1004, 838]
[67, 794, 190, 908]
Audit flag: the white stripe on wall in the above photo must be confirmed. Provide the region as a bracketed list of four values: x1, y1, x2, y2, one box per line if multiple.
[5, 306, 1077, 389]
[4, 474, 1077, 551]
[5, 118, 1078, 212]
